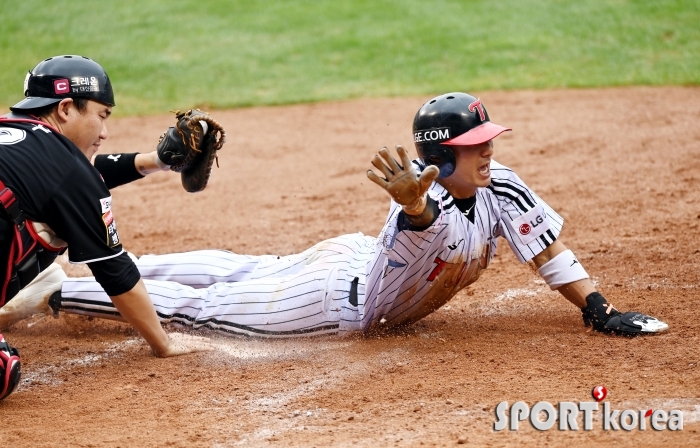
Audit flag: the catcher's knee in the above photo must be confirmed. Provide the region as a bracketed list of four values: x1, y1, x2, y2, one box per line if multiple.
[0, 334, 21, 401]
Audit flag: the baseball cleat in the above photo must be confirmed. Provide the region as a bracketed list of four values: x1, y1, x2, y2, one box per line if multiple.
[0, 263, 66, 329]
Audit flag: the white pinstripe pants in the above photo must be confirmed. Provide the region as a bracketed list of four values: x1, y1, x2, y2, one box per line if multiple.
[60, 234, 375, 338]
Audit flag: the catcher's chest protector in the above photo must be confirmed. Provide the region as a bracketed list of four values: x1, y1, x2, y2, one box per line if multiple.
[0, 117, 66, 306]
[0, 179, 63, 307]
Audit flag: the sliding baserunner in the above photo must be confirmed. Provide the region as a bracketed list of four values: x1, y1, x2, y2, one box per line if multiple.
[1, 92, 668, 341]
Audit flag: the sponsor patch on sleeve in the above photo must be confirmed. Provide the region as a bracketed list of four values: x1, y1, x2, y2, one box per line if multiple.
[509, 203, 551, 245]
[102, 210, 120, 247]
[99, 196, 112, 213]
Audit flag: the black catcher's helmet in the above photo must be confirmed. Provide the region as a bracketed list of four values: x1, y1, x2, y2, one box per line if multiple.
[413, 92, 510, 178]
[0, 334, 21, 401]
[10, 55, 115, 112]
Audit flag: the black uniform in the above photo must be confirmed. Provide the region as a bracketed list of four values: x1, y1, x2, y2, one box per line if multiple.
[0, 116, 141, 300]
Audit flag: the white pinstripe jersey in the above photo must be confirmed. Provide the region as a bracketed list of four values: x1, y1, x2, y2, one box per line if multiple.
[360, 159, 563, 332]
[57, 159, 563, 338]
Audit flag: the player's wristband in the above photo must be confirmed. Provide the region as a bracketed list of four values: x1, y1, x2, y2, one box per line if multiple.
[537, 249, 589, 290]
[402, 194, 427, 216]
[94, 153, 143, 189]
[398, 197, 440, 231]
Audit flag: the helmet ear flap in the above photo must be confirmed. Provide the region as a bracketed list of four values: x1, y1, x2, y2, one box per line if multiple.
[0, 335, 21, 401]
[438, 162, 456, 178]
[417, 143, 456, 178]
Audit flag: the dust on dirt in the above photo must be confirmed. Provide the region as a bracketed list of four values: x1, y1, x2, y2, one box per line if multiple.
[2, 87, 699, 447]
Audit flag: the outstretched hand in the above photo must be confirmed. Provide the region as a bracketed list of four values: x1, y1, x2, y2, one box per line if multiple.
[155, 332, 215, 357]
[366, 145, 439, 215]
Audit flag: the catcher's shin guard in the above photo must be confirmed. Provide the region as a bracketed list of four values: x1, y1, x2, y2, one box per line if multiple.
[582, 292, 669, 336]
[0, 334, 21, 401]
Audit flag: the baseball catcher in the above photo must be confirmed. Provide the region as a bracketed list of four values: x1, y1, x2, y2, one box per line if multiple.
[0, 53, 215, 395]
[156, 109, 227, 193]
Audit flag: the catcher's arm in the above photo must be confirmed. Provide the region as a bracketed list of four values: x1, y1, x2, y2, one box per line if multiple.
[109, 279, 213, 357]
[135, 151, 170, 176]
[91, 149, 190, 183]
[367, 145, 440, 227]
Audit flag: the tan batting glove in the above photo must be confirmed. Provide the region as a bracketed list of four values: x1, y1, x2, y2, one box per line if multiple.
[366, 145, 440, 216]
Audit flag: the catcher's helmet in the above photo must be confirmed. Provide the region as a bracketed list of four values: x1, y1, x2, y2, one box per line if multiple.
[10, 55, 115, 112]
[413, 92, 510, 178]
[0, 334, 21, 401]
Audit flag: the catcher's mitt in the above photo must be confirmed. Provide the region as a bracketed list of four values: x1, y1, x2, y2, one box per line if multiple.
[156, 109, 226, 193]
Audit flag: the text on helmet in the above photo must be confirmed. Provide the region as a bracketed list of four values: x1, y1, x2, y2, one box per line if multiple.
[414, 127, 450, 143]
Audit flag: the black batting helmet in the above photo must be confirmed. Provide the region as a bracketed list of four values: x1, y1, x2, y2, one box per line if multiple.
[10, 55, 115, 112]
[413, 92, 510, 178]
[0, 334, 21, 401]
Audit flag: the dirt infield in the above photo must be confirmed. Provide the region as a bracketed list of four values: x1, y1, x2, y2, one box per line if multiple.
[1, 87, 699, 447]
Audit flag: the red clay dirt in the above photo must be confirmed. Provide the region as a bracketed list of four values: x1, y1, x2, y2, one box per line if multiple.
[1, 87, 699, 447]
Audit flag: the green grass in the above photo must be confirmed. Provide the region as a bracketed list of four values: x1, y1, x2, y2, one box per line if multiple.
[1, 0, 698, 115]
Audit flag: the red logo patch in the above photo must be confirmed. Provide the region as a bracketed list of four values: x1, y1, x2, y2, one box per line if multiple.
[519, 223, 531, 235]
[427, 257, 448, 282]
[102, 210, 113, 226]
[468, 98, 486, 121]
[54, 78, 70, 94]
[591, 385, 607, 402]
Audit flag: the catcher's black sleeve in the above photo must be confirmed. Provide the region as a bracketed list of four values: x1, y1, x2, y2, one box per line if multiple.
[87, 252, 141, 296]
[94, 153, 144, 189]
